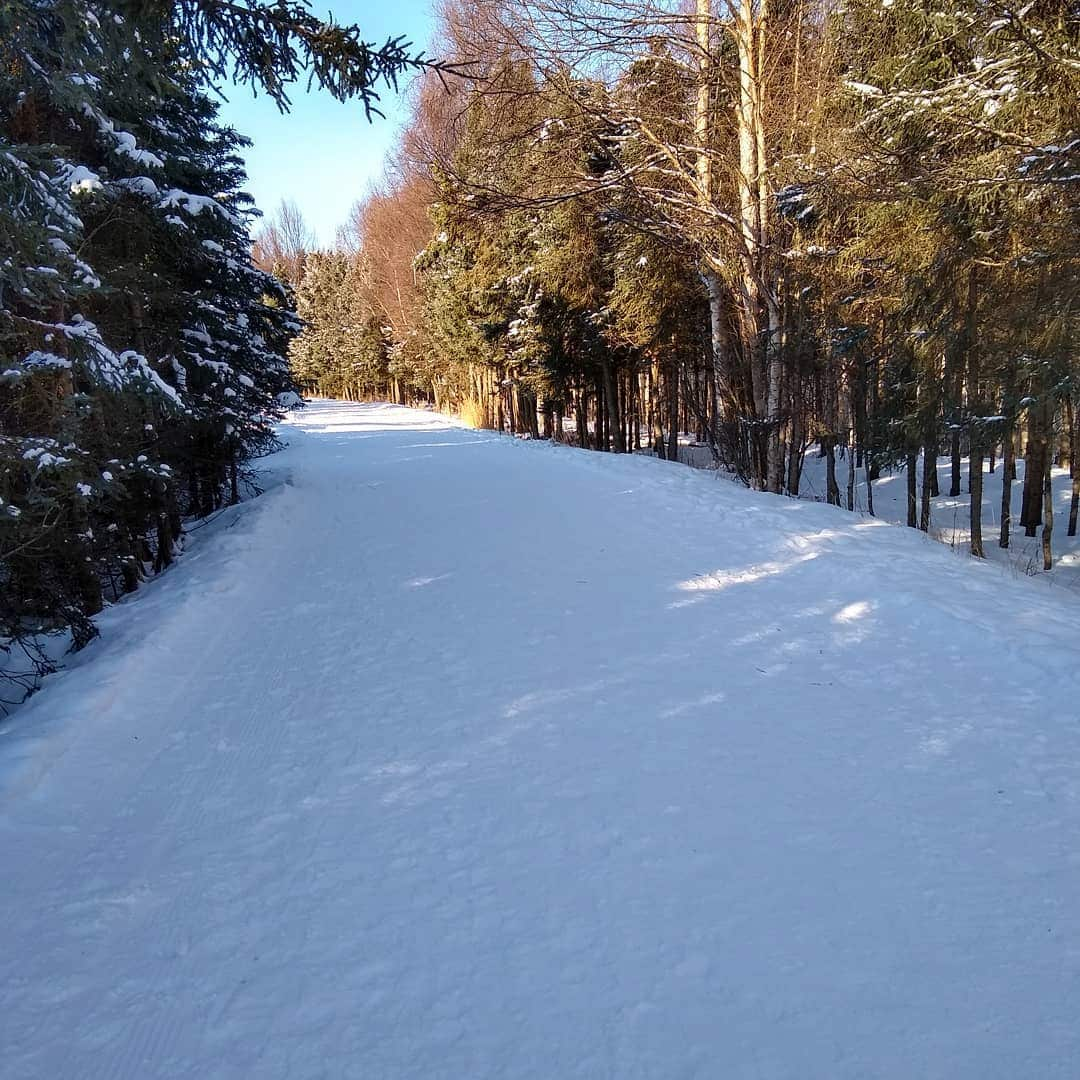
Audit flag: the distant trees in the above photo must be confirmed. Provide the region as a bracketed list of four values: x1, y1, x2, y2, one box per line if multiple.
[283, 0, 1076, 565]
[253, 200, 316, 290]
[291, 251, 389, 400]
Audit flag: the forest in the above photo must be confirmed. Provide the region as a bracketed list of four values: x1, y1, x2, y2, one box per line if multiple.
[281, 0, 1078, 565]
[0, 0, 433, 704]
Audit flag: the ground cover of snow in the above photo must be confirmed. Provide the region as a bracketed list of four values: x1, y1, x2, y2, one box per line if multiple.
[657, 438, 1080, 590]
[794, 449, 1080, 588]
[2, 400, 1079, 1078]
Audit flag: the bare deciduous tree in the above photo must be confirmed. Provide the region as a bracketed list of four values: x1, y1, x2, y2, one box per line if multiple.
[253, 198, 317, 287]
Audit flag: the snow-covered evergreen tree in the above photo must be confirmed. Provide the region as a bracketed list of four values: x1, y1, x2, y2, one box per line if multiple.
[2, 0, 433, 703]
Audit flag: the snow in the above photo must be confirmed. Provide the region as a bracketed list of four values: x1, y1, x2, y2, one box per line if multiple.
[112, 129, 165, 169]
[182, 327, 214, 346]
[844, 80, 884, 97]
[21, 444, 70, 470]
[79, 104, 165, 169]
[22, 350, 72, 370]
[652, 442, 1080, 589]
[3, 400, 1080, 1078]
[116, 175, 161, 198]
[62, 164, 102, 194]
[160, 188, 237, 224]
[792, 450, 1080, 588]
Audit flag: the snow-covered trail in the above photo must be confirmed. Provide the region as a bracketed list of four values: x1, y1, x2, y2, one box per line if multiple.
[3, 400, 1080, 1079]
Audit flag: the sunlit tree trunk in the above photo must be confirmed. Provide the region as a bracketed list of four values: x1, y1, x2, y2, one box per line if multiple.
[695, 0, 734, 451]
[734, 0, 769, 487]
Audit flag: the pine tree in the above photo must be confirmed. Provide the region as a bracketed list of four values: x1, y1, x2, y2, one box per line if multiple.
[2, 0, 435, 706]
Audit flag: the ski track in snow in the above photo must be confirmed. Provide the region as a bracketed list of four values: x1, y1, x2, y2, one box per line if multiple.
[2, 400, 1080, 1079]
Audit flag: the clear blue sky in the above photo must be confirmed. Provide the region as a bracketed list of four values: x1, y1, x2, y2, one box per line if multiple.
[217, 2, 437, 246]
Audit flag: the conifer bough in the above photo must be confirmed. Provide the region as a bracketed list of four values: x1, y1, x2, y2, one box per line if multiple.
[131, 0, 443, 116]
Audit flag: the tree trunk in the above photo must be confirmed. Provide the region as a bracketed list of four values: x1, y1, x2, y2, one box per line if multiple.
[495, 368, 505, 433]
[525, 387, 539, 437]
[787, 408, 803, 496]
[765, 316, 783, 494]
[1068, 396, 1079, 537]
[965, 264, 983, 556]
[734, 0, 771, 490]
[1000, 428, 1014, 549]
[507, 379, 519, 434]
[1021, 405, 1045, 537]
[906, 450, 918, 528]
[949, 419, 962, 497]
[649, 360, 664, 457]
[919, 440, 933, 532]
[825, 438, 840, 506]
[154, 513, 174, 573]
[970, 449, 985, 557]
[846, 434, 856, 512]
[753, 0, 782, 496]
[666, 359, 679, 463]
[1042, 450, 1054, 570]
[121, 547, 141, 594]
[694, 0, 713, 201]
[1023, 442, 1041, 535]
[864, 356, 877, 500]
[616, 370, 628, 451]
[703, 271, 730, 440]
[945, 327, 963, 497]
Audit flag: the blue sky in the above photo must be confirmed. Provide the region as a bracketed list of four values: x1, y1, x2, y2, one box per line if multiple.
[217, 2, 437, 246]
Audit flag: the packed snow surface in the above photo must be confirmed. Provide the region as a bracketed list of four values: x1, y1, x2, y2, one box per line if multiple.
[3, 400, 1080, 1079]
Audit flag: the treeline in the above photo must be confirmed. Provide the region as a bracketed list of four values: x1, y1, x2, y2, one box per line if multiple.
[291, 0, 1077, 564]
[0, 1, 434, 705]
